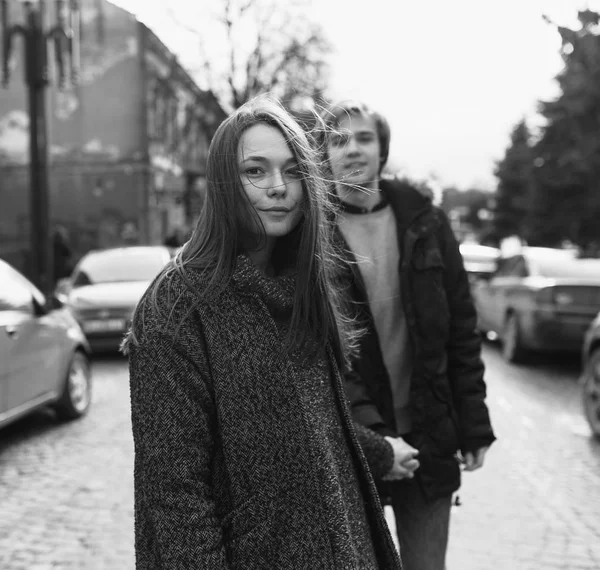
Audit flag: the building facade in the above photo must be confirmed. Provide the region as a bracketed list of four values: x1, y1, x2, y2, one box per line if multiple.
[0, 0, 225, 276]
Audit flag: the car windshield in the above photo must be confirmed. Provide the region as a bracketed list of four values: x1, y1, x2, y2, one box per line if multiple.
[73, 249, 168, 286]
[533, 257, 600, 279]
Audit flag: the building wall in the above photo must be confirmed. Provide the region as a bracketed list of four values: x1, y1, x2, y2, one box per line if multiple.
[0, 0, 225, 276]
[0, 0, 145, 275]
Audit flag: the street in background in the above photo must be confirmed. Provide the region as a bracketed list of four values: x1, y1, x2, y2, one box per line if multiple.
[55, 245, 173, 353]
[0, 259, 92, 430]
[581, 311, 600, 439]
[459, 242, 500, 285]
[472, 246, 600, 363]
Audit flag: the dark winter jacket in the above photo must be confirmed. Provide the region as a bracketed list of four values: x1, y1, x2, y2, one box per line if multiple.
[339, 179, 497, 500]
[127, 255, 402, 569]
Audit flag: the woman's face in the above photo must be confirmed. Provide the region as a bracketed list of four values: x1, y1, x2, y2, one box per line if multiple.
[237, 123, 304, 240]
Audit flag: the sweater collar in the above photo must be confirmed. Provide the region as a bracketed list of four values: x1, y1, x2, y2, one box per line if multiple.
[333, 191, 389, 215]
[232, 254, 295, 314]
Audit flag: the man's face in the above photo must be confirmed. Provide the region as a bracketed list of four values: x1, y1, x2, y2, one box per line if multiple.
[327, 114, 381, 191]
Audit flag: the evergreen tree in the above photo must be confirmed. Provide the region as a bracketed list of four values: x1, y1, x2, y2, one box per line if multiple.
[529, 11, 600, 249]
[492, 120, 533, 243]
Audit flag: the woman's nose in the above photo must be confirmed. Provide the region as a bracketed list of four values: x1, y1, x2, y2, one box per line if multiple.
[267, 171, 287, 195]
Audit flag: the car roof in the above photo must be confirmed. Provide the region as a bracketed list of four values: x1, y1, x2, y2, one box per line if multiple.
[519, 246, 578, 260]
[84, 246, 170, 256]
[459, 243, 500, 257]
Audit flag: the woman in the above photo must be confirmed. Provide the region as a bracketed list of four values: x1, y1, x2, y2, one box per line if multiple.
[123, 96, 401, 569]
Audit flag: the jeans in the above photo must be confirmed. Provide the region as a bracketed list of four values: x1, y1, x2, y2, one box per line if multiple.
[389, 478, 452, 570]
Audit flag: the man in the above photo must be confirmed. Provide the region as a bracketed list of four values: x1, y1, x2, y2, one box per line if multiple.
[321, 100, 496, 570]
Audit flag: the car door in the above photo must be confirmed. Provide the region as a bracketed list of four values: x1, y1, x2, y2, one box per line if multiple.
[0, 263, 64, 412]
[473, 258, 508, 332]
[0, 311, 11, 415]
[491, 256, 529, 330]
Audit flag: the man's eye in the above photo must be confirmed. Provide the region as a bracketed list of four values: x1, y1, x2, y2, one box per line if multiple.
[330, 134, 348, 146]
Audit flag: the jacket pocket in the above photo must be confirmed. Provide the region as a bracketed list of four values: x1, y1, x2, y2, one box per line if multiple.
[410, 246, 450, 338]
[223, 493, 273, 569]
[412, 248, 445, 271]
[222, 493, 265, 541]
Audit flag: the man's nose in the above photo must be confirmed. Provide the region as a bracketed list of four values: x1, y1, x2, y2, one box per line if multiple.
[345, 136, 360, 155]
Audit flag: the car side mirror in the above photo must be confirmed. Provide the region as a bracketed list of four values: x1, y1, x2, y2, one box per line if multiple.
[32, 295, 49, 316]
[47, 293, 65, 310]
[54, 277, 72, 304]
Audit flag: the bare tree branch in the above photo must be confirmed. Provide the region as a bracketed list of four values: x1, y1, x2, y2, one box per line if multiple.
[167, 0, 332, 109]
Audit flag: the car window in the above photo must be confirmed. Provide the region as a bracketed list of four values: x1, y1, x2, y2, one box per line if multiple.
[0, 263, 35, 312]
[494, 256, 528, 278]
[72, 248, 169, 286]
[510, 257, 529, 278]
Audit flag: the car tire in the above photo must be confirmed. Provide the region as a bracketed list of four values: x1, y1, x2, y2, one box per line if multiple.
[502, 312, 527, 364]
[53, 351, 92, 421]
[582, 348, 600, 439]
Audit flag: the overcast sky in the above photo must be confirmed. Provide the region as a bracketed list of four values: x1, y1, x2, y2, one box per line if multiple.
[111, 0, 598, 190]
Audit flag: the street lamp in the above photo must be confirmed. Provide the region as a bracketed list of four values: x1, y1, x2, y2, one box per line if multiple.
[1, 0, 80, 295]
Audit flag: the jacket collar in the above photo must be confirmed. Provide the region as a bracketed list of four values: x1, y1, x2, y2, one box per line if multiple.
[379, 178, 433, 231]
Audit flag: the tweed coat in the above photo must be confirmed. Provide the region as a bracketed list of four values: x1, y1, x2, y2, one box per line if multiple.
[126, 255, 402, 569]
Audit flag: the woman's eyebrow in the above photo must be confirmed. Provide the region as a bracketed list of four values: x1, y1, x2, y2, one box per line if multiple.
[239, 155, 268, 164]
[239, 155, 298, 165]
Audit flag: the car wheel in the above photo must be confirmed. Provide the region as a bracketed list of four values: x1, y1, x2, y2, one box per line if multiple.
[53, 351, 92, 421]
[582, 348, 600, 439]
[502, 312, 527, 364]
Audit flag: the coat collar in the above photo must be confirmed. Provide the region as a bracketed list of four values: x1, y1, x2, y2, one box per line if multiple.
[379, 178, 433, 232]
[231, 254, 295, 315]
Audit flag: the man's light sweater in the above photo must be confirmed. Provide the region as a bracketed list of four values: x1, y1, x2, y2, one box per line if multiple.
[339, 205, 413, 434]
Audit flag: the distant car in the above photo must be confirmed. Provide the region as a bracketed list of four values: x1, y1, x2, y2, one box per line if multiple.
[581, 312, 600, 438]
[459, 243, 500, 284]
[56, 246, 172, 352]
[472, 246, 600, 363]
[0, 259, 91, 430]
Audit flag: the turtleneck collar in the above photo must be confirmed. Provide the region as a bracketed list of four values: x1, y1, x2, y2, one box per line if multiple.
[231, 254, 295, 315]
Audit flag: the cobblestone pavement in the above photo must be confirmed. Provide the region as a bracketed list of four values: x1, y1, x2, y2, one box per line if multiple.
[387, 343, 600, 570]
[0, 355, 135, 570]
[1, 345, 599, 569]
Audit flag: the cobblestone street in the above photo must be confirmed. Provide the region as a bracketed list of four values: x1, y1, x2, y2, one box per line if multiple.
[1, 345, 599, 569]
[0, 356, 135, 570]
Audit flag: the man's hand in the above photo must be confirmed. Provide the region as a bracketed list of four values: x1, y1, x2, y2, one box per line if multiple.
[382, 436, 420, 481]
[462, 446, 489, 472]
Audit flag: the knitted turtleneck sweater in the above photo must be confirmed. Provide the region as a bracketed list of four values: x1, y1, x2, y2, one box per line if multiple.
[127, 255, 402, 570]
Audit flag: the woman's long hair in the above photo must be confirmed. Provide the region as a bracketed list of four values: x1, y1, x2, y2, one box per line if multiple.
[125, 95, 359, 369]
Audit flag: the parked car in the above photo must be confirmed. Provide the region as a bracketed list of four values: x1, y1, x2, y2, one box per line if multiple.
[472, 246, 600, 363]
[581, 312, 600, 438]
[0, 259, 92, 430]
[459, 243, 500, 284]
[55, 246, 172, 352]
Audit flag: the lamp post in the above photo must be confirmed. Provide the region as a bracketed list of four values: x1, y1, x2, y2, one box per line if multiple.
[1, 0, 80, 295]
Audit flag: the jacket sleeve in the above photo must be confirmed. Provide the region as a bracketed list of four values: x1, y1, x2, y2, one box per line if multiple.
[437, 209, 497, 453]
[352, 422, 395, 480]
[128, 327, 229, 569]
[343, 368, 395, 479]
[344, 367, 389, 432]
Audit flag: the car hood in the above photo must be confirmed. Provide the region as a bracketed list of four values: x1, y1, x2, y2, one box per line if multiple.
[68, 281, 150, 309]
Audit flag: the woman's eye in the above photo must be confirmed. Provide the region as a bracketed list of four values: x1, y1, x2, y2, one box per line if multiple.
[286, 167, 303, 179]
[245, 167, 262, 176]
